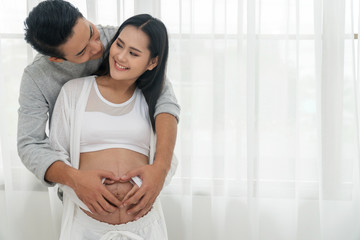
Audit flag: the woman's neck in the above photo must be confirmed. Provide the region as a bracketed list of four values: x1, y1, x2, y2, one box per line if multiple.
[98, 75, 136, 89]
[95, 75, 137, 104]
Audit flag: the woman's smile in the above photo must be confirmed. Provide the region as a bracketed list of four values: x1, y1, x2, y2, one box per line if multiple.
[114, 61, 129, 71]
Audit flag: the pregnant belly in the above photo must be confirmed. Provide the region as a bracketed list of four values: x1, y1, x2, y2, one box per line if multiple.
[79, 148, 148, 224]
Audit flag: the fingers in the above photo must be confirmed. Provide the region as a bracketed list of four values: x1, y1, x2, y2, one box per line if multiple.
[83, 196, 117, 216]
[85, 204, 96, 215]
[133, 202, 153, 220]
[98, 169, 120, 181]
[82, 189, 122, 215]
[82, 198, 110, 216]
[122, 184, 139, 203]
[103, 179, 115, 185]
[101, 186, 122, 208]
[92, 201, 110, 216]
[120, 168, 144, 182]
[122, 185, 144, 206]
[126, 193, 156, 220]
[123, 188, 150, 214]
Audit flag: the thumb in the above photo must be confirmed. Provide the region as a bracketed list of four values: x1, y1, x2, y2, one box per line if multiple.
[98, 169, 120, 181]
[120, 168, 143, 181]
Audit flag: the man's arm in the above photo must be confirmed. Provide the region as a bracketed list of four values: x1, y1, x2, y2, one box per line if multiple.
[154, 78, 181, 122]
[17, 71, 62, 186]
[120, 79, 179, 219]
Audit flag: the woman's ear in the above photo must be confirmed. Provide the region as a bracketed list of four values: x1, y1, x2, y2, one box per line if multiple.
[147, 56, 158, 71]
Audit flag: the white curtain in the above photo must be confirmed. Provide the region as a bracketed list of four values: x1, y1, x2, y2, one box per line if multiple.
[1, 0, 360, 239]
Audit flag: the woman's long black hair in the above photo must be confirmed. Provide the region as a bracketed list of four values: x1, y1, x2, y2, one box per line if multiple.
[94, 14, 169, 132]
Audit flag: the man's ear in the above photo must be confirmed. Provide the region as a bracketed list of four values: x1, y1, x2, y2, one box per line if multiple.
[147, 56, 158, 71]
[49, 57, 65, 63]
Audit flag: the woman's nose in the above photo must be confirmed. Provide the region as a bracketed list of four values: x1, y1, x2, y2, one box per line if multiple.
[116, 49, 127, 61]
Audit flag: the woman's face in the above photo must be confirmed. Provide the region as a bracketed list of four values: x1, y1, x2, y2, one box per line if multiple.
[109, 25, 157, 83]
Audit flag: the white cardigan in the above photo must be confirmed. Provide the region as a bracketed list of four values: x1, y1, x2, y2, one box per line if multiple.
[49, 76, 178, 239]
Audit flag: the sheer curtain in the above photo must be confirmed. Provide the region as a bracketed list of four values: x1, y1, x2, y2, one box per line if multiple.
[1, 0, 360, 239]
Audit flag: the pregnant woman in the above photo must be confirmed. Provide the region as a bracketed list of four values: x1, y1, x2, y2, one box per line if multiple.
[50, 14, 177, 240]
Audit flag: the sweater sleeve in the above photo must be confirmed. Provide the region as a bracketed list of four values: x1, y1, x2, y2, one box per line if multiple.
[154, 77, 181, 122]
[17, 70, 67, 187]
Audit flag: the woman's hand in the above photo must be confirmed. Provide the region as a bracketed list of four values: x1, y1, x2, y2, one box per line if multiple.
[45, 161, 122, 215]
[119, 164, 167, 220]
[71, 169, 122, 215]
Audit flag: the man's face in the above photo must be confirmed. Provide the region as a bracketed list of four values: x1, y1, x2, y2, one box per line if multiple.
[58, 17, 104, 64]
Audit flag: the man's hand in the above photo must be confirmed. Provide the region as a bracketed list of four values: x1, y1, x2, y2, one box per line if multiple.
[71, 169, 122, 215]
[120, 164, 167, 220]
[45, 161, 122, 215]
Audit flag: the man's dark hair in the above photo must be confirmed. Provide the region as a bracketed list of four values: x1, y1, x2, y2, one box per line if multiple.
[24, 0, 83, 59]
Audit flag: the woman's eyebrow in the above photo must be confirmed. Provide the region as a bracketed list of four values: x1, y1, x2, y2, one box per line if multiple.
[117, 37, 143, 53]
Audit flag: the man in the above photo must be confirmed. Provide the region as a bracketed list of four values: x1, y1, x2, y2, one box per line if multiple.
[17, 0, 179, 220]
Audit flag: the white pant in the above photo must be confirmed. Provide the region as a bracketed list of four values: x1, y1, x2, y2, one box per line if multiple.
[70, 202, 168, 240]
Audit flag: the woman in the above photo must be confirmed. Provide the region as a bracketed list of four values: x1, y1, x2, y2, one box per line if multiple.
[50, 14, 177, 240]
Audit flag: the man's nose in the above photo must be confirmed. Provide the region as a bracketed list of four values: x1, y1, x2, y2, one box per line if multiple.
[89, 39, 102, 54]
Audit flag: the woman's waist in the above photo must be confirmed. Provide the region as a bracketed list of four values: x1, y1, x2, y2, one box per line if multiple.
[80, 143, 150, 157]
[79, 148, 148, 173]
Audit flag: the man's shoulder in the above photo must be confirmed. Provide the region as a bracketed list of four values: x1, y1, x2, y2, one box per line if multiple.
[97, 25, 117, 34]
[23, 54, 52, 77]
[23, 54, 70, 81]
[97, 25, 118, 44]
[20, 54, 61, 92]
[22, 53, 88, 86]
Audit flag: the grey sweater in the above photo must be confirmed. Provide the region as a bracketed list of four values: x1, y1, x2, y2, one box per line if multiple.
[17, 25, 180, 186]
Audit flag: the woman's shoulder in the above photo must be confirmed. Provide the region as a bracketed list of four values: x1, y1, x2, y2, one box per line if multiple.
[62, 75, 95, 93]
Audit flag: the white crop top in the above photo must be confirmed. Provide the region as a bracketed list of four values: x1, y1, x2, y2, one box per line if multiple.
[80, 79, 151, 156]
